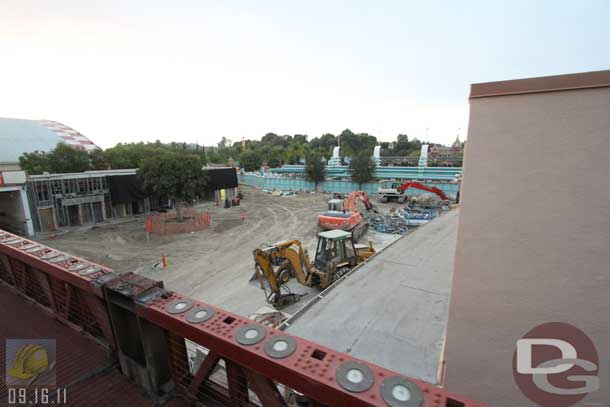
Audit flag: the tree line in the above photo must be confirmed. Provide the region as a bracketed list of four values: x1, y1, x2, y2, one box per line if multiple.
[19, 129, 435, 175]
[18, 129, 444, 198]
[208, 129, 434, 172]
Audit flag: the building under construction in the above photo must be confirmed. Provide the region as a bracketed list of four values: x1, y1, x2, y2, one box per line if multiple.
[0, 167, 238, 236]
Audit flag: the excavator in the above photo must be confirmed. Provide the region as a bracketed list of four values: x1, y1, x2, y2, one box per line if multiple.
[252, 230, 375, 308]
[377, 181, 450, 203]
[317, 190, 376, 241]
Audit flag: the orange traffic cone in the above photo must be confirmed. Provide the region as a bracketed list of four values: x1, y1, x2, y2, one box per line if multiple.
[161, 253, 168, 268]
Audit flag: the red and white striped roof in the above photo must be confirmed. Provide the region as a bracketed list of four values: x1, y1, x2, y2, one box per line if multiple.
[37, 120, 100, 151]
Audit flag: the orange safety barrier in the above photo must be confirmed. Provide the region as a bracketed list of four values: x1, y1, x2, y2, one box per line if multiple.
[145, 209, 211, 235]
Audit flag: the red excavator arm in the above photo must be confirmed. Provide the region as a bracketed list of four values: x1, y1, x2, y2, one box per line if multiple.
[396, 181, 449, 201]
[318, 191, 374, 239]
[344, 190, 375, 213]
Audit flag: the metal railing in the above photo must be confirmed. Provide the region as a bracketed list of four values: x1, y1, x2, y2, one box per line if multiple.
[0, 229, 490, 407]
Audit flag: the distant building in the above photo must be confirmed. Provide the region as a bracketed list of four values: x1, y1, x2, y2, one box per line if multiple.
[204, 167, 239, 205]
[0, 170, 33, 235]
[0, 117, 100, 171]
[0, 117, 101, 235]
[429, 136, 464, 158]
[451, 136, 463, 150]
[0, 117, 241, 235]
[0, 166, 239, 236]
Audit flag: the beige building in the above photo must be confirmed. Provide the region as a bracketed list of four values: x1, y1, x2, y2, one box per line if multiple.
[429, 136, 463, 158]
[445, 70, 610, 405]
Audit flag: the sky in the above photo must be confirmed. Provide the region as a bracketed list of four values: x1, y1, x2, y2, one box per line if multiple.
[1, 1, 609, 149]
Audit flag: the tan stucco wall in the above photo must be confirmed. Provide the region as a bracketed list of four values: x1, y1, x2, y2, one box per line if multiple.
[445, 87, 610, 406]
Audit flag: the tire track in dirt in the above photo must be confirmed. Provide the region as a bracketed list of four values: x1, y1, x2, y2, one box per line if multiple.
[34, 186, 339, 316]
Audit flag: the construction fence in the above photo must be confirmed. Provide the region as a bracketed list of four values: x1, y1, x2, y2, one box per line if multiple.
[145, 209, 211, 235]
[238, 174, 460, 196]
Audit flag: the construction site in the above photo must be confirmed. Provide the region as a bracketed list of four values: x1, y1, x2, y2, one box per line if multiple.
[32, 185, 437, 318]
[2, 67, 609, 407]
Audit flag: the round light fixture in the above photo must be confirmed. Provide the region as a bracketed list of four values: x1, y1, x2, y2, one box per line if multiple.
[380, 376, 424, 407]
[167, 299, 194, 314]
[235, 324, 266, 345]
[264, 335, 297, 358]
[186, 306, 215, 324]
[336, 361, 374, 393]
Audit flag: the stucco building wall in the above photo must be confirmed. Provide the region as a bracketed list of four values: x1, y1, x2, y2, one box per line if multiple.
[444, 74, 610, 406]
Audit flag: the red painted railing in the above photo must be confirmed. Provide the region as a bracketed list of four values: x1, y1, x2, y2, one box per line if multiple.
[0, 229, 490, 407]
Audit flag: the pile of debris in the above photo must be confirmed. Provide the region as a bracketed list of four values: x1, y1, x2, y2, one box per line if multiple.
[369, 210, 410, 234]
[369, 206, 442, 234]
[261, 189, 298, 197]
[248, 307, 290, 328]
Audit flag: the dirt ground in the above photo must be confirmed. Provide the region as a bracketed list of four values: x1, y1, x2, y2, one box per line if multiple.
[35, 186, 401, 317]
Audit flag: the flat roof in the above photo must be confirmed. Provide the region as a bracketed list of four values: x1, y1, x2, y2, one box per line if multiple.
[470, 69, 610, 99]
[289, 210, 459, 384]
[318, 229, 352, 240]
[29, 168, 138, 181]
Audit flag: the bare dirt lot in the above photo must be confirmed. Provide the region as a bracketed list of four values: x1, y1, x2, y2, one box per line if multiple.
[36, 186, 400, 317]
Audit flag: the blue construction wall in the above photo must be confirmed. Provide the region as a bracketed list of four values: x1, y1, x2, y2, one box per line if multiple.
[238, 174, 459, 196]
[270, 165, 462, 181]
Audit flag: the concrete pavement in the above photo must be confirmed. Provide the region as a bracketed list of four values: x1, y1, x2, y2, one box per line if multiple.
[286, 209, 459, 384]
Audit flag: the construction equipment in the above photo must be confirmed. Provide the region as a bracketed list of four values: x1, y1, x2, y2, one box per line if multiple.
[377, 181, 450, 203]
[317, 191, 376, 241]
[252, 230, 374, 308]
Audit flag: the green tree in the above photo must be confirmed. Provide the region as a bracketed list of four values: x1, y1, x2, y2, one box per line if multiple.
[285, 143, 310, 165]
[89, 149, 109, 170]
[319, 133, 337, 149]
[266, 146, 285, 168]
[104, 143, 159, 169]
[139, 151, 207, 221]
[239, 150, 263, 172]
[310, 133, 337, 158]
[18, 151, 51, 174]
[261, 132, 289, 148]
[49, 143, 91, 173]
[292, 134, 308, 144]
[305, 151, 325, 190]
[218, 137, 232, 148]
[395, 134, 411, 152]
[349, 151, 376, 188]
[102, 141, 206, 169]
[206, 148, 222, 163]
[19, 143, 92, 174]
[199, 145, 207, 165]
[338, 129, 357, 157]
[339, 129, 377, 158]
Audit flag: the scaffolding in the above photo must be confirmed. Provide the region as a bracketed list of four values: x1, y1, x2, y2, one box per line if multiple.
[27, 170, 143, 233]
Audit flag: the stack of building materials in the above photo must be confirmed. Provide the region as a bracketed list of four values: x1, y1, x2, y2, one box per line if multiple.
[369, 206, 444, 234]
[368, 210, 411, 234]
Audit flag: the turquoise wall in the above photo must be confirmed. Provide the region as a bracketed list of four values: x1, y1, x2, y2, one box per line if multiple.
[238, 174, 459, 196]
[270, 165, 462, 181]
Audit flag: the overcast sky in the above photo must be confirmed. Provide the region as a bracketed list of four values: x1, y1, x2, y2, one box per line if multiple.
[1, 0, 608, 148]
